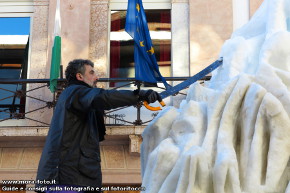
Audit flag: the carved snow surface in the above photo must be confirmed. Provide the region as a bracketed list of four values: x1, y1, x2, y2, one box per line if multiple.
[141, 0, 290, 192]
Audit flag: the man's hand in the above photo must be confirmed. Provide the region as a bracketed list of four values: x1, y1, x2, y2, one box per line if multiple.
[138, 89, 162, 104]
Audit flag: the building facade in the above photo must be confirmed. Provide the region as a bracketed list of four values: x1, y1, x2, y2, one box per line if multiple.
[0, 0, 263, 191]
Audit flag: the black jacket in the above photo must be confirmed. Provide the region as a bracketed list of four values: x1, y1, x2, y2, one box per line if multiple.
[36, 81, 139, 189]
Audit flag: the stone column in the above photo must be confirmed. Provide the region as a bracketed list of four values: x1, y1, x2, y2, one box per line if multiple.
[171, 0, 190, 107]
[171, 0, 190, 78]
[129, 135, 142, 155]
[90, 0, 110, 89]
[26, 0, 52, 126]
[232, 0, 250, 30]
[29, 0, 49, 81]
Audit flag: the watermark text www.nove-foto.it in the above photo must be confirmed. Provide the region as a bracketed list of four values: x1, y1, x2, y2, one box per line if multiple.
[2, 180, 56, 185]
[1, 180, 56, 192]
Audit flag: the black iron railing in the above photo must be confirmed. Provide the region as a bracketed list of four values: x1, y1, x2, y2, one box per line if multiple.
[0, 76, 210, 126]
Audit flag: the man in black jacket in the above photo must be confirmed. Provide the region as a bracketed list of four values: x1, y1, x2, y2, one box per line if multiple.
[36, 59, 161, 193]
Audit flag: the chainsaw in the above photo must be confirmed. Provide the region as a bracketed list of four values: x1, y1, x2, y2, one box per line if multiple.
[143, 58, 223, 111]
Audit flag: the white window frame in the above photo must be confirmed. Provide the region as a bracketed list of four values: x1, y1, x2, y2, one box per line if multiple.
[106, 0, 172, 123]
[0, 0, 33, 127]
[108, 0, 172, 81]
[0, 0, 33, 16]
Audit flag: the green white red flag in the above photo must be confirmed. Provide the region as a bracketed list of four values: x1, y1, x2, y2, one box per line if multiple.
[50, 0, 61, 93]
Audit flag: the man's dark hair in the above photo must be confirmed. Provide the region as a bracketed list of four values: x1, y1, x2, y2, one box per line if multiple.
[65, 59, 94, 82]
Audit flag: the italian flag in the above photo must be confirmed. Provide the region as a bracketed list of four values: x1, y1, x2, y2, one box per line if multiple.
[50, 0, 61, 93]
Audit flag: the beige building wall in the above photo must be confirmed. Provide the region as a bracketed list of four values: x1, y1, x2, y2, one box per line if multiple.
[250, 0, 264, 17]
[188, 0, 265, 75]
[0, 135, 142, 184]
[90, 0, 110, 87]
[189, 0, 233, 75]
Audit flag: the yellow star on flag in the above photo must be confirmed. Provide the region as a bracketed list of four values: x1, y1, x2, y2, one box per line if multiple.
[136, 3, 140, 12]
[139, 41, 145, 47]
[147, 46, 154, 54]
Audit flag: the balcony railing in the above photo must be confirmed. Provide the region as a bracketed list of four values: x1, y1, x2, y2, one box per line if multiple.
[0, 76, 210, 126]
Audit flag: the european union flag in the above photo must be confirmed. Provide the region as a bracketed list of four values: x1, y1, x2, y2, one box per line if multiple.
[125, 0, 170, 89]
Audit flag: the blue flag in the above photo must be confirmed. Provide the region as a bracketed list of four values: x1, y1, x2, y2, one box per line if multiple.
[125, 0, 170, 89]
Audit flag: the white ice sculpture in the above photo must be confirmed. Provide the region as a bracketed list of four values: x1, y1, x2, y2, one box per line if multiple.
[141, 0, 290, 192]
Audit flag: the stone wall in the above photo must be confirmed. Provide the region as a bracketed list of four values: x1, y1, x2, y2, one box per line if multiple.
[0, 127, 144, 185]
[90, 0, 109, 89]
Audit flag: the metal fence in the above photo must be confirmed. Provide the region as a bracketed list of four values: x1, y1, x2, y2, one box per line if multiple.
[0, 76, 210, 126]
